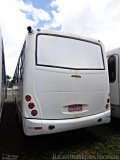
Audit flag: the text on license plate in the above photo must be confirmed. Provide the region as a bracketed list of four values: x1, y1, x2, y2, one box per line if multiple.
[68, 105, 82, 112]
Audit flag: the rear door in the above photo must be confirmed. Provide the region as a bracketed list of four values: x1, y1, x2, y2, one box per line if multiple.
[34, 34, 106, 120]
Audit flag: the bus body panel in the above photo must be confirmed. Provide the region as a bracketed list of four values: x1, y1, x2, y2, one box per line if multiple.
[110, 83, 119, 105]
[33, 69, 108, 120]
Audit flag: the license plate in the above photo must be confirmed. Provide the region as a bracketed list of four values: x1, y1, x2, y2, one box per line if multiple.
[68, 105, 82, 112]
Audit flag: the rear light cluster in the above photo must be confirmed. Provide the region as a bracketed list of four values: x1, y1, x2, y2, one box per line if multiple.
[25, 95, 38, 116]
[106, 93, 110, 110]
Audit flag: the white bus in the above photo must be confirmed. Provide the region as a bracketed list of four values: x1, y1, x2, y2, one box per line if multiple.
[13, 26, 110, 136]
[107, 48, 120, 118]
[0, 29, 7, 121]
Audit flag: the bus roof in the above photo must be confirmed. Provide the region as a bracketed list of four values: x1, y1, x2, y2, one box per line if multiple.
[27, 27, 102, 45]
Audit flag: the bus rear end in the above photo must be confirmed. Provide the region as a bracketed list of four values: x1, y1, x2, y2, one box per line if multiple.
[22, 31, 110, 136]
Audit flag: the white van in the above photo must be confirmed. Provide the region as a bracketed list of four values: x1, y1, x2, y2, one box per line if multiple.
[107, 48, 120, 118]
[0, 29, 7, 121]
[13, 27, 110, 136]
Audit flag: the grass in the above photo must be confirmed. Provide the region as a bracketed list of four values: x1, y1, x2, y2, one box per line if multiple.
[20, 119, 120, 160]
[0, 102, 120, 160]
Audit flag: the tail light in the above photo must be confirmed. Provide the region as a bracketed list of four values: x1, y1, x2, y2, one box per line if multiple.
[106, 104, 109, 109]
[105, 93, 110, 109]
[25, 95, 31, 101]
[28, 103, 35, 109]
[25, 95, 38, 116]
[31, 110, 38, 116]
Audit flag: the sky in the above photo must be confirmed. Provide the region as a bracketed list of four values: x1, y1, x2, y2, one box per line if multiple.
[0, 0, 120, 76]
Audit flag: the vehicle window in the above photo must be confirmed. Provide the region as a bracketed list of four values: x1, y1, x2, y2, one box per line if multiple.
[108, 55, 116, 83]
[36, 35, 104, 70]
[16, 41, 25, 82]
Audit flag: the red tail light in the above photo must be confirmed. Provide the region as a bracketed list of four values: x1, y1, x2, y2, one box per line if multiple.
[28, 103, 35, 109]
[31, 110, 38, 116]
[34, 127, 42, 130]
[25, 95, 31, 101]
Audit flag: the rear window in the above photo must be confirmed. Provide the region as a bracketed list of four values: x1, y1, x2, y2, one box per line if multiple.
[36, 34, 104, 70]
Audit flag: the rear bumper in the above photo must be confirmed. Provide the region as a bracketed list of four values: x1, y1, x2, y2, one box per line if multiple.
[23, 110, 110, 136]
